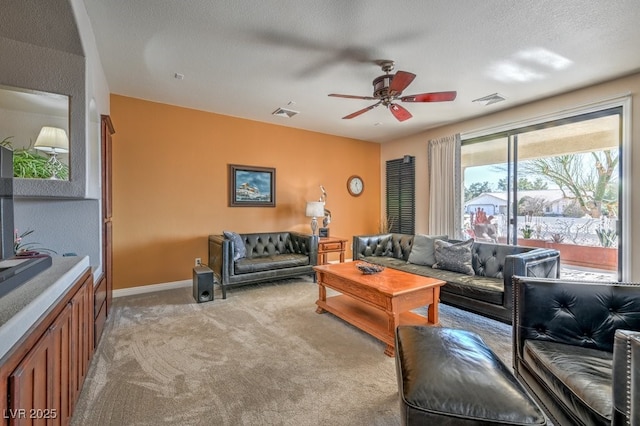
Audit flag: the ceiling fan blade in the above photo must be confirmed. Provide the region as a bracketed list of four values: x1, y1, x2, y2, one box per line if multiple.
[342, 102, 381, 119]
[400, 91, 457, 102]
[388, 71, 416, 96]
[389, 103, 412, 122]
[329, 94, 377, 100]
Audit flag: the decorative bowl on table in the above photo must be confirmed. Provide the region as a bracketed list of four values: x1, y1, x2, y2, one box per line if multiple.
[356, 262, 385, 275]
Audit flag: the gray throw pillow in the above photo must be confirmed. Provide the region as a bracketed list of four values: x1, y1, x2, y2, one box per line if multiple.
[432, 239, 475, 276]
[223, 231, 246, 261]
[407, 234, 448, 266]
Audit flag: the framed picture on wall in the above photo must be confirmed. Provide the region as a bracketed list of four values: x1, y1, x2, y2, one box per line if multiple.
[228, 164, 276, 207]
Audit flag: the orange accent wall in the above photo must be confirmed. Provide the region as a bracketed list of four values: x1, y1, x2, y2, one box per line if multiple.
[110, 95, 380, 289]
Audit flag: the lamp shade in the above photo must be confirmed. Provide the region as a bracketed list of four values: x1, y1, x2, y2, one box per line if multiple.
[305, 201, 325, 218]
[34, 126, 69, 154]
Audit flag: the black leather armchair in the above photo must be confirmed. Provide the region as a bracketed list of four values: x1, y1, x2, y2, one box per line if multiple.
[513, 276, 640, 425]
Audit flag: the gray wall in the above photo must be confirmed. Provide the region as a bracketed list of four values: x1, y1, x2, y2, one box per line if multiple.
[0, 0, 87, 198]
[14, 199, 101, 273]
[2, 0, 108, 280]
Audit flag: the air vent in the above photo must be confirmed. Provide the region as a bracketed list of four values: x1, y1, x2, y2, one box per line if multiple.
[473, 93, 506, 106]
[271, 107, 299, 118]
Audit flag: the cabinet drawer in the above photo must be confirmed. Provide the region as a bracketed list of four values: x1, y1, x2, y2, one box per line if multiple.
[94, 302, 107, 347]
[94, 277, 106, 319]
[321, 243, 342, 251]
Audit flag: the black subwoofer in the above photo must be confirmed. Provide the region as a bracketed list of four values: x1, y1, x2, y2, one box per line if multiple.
[193, 266, 214, 303]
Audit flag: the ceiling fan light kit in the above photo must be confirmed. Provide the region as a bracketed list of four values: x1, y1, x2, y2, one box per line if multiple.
[329, 60, 457, 122]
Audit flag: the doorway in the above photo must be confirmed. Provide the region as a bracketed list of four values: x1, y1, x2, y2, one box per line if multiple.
[462, 108, 622, 281]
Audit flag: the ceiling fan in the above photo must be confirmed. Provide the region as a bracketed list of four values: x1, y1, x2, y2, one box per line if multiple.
[328, 60, 457, 122]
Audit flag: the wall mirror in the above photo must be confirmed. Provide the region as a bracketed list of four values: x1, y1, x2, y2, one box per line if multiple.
[0, 85, 70, 180]
[1, 0, 87, 198]
[0, 36, 86, 198]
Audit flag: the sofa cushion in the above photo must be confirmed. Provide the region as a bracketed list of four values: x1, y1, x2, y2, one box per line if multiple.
[224, 230, 246, 260]
[433, 239, 475, 276]
[390, 234, 414, 261]
[362, 256, 503, 305]
[433, 271, 503, 305]
[362, 256, 409, 270]
[407, 234, 447, 267]
[242, 233, 295, 259]
[472, 242, 530, 278]
[523, 339, 613, 425]
[374, 236, 393, 256]
[234, 253, 309, 274]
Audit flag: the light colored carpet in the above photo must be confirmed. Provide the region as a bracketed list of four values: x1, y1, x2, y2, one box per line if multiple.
[71, 277, 512, 426]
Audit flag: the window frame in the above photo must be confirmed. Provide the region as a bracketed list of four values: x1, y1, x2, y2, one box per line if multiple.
[461, 95, 631, 281]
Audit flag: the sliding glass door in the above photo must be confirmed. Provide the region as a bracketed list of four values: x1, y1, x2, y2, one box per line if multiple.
[461, 108, 622, 280]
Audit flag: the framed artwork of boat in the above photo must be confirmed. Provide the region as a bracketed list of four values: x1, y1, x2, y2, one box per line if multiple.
[228, 164, 276, 207]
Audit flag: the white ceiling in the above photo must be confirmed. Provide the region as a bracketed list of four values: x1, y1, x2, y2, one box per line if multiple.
[83, 0, 640, 143]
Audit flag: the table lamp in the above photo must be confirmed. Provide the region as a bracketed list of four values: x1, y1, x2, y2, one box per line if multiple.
[34, 126, 69, 180]
[306, 201, 325, 235]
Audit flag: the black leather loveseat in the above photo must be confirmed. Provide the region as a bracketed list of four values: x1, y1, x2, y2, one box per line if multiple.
[208, 232, 318, 298]
[353, 233, 560, 323]
[513, 276, 640, 425]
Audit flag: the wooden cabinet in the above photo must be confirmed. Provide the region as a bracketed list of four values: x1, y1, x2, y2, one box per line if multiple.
[51, 303, 72, 426]
[93, 277, 107, 345]
[94, 115, 115, 347]
[317, 237, 348, 265]
[9, 325, 55, 425]
[0, 269, 93, 426]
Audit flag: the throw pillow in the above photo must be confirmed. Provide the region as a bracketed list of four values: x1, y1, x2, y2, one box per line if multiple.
[432, 239, 475, 276]
[407, 234, 448, 266]
[223, 231, 246, 261]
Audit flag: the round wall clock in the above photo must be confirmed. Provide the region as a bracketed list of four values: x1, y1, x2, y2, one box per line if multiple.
[347, 175, 364, 197]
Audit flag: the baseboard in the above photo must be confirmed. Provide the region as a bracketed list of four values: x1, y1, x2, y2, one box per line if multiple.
[114, 261, 353, 298]
[113, 279, 191, 298]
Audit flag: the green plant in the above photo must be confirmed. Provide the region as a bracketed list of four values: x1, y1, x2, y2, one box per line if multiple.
[1, 136, 69, 179]
[595, 228, 617, 248]
[549, 233, 565, 243]
[520, 224, 534, 239]
[14, 229, 57, 255]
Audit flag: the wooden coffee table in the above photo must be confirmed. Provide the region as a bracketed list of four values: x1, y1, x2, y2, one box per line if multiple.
[314, 262, 445, 357]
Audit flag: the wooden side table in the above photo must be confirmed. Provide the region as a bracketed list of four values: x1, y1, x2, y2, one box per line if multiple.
[317, 236, 348, 265]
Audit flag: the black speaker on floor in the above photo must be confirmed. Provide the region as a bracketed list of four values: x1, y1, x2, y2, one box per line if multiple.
[193, 266, 214, 303]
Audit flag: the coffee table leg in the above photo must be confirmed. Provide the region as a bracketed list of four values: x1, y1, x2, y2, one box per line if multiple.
[384, 311, 400, 357]
[427, 287, 440, 324]
[384, 344, 395, 357]
[316, 283, 327, 314]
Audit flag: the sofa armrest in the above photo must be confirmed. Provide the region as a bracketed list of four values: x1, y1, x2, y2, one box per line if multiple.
[208, 234, 233, 283]
[507, 248, 560, 280]
[289, 232, 318, 266]
[612, 329, 640, 425]
[503, 248, 560, 311]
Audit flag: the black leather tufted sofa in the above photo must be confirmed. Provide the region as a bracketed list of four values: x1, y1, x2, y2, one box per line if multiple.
[353, 233, 560, 324]
[513, 276, 640, 425]
[208, 232, 318, 298]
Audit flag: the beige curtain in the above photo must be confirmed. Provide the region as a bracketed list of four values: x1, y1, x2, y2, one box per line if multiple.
[428, 134, 461, 238]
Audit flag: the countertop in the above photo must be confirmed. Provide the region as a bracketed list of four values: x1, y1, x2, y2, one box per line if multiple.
[0, 256, 90, 360]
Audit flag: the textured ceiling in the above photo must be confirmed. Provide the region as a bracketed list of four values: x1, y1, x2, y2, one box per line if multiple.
[83, 0, 640, 143]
